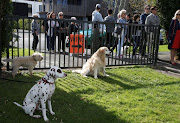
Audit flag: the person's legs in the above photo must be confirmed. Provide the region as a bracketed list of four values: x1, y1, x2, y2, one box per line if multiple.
[32, 34, 38, 50]
[47, 36, 50, 51]
[61, 33, 65, 52]
[51, 35, 55, 50]
[170, 49, 177, 64]
[133, 36, 137, 55]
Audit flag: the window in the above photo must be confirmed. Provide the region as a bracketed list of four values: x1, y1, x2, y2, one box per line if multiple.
[68, 0, 81, 5]
[39, 5, 42, 12]
[28, 4, 32, 15]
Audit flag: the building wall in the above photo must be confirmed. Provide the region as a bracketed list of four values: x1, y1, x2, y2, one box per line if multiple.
[44, 0, 106, 20]
[12, 0, 42, 17]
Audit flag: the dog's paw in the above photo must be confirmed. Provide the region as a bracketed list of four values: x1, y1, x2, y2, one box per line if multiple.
[83, 75, 88, 78]
[51, 111, 55, 115]
[104, 74, 109, 77]
[44, 117, 49, 122]
[34, 115, 41, 118]
[94, 76, 98, 79]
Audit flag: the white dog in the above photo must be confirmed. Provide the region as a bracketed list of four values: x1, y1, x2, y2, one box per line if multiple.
[3, 52, 43, 78]
[14, 66, 67, 122]
[72, 47, 111, 79]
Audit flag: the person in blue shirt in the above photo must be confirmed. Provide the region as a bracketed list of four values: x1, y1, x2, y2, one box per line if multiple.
[140, 5, 150, 56]
[140, 5, 150, 24]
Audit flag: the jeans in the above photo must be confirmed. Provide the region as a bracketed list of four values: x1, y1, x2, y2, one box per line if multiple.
[47, 35, 55, 50]
[117, 32, 125, 56]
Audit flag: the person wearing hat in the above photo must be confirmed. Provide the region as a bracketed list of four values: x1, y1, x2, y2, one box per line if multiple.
[145, 6, 160, 57]
[31, 14, 40, 51]
[91, 4, 104, 53]
[92, 4, 104, 22]
[68, 17, 78, 35]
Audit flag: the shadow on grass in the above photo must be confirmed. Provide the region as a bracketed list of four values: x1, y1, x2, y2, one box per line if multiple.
[0, 80, 127, 123]
[52, 87, 127, 123]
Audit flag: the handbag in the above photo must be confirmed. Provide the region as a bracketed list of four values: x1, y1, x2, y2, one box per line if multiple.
[114, 26, 122, 34]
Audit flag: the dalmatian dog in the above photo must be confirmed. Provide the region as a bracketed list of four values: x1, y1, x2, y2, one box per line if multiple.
[14, 66, 67, 122]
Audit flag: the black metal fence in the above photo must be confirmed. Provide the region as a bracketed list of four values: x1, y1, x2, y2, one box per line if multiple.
[1, 16, 160, 70]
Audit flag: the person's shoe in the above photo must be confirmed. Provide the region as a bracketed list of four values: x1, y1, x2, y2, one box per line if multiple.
[169, 61, 176, 65]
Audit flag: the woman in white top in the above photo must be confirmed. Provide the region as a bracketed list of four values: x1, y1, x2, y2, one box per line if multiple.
[47, 12, 59, 51]
[117, 9, 127, 57]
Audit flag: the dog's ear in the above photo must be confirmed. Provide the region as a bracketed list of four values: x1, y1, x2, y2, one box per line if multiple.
[32, 54, 36, 60]
[99, 47, 106, 53]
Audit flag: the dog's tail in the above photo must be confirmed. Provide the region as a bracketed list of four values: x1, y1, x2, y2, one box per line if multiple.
[72, 69, 82, 74]
[3, 59, 13, 62]
[14, 102, 23, 109]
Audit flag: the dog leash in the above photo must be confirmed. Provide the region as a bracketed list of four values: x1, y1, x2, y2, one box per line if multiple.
[39, 78, 54, 85]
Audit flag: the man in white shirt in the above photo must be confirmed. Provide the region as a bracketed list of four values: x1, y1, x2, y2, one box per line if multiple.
[91, 4, 104, 53]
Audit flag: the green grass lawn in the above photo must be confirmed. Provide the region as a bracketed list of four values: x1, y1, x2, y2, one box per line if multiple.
[1, 48, 36, 58]
[0, 66, 180, 123]
[159, 45, 169, 52]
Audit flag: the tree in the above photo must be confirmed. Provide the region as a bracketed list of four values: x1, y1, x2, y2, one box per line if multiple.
[0, 0, 12, 51]
[150, 0, 180, 56]
[0, 0, 13, 68]
[103, 0, 131, 19]
[129, 0, 147, 13]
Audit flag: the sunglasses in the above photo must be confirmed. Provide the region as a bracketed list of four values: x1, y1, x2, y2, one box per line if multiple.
[59, 15, 63, 16]
[146, 8, 150, 10]
[177, 14, 180, 16]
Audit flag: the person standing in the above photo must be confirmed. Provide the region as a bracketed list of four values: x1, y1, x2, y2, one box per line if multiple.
[140, 5, 150, 56]
[42, 12, 50, 51]
[132, 14, 141, 56]
[104, 8, 115, 50]
[57, 12, 68, 52]
[140, 5, 150, 25]
[68, 17, 79, 35]
[145, 6, 160, 57]
[47, 12, 59, 51]
[117, 9, 127, 57]
[92, 4, 104, 53]
[31, 14, 40, 51]
[126, 13, 133, 46]
[168, 10, 180, 65]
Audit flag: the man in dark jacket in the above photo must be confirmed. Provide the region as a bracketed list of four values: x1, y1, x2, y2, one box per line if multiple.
[104, 8, 115, 50]
[140, 5, 150, 56]
[57, 12, 68, 52]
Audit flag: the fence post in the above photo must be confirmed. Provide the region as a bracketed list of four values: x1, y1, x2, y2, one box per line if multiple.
[0, 18, 2, 73]
[154, 26, 160, 65]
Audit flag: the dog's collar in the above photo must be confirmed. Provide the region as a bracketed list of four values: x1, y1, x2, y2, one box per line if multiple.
[39, 78, 54, 85]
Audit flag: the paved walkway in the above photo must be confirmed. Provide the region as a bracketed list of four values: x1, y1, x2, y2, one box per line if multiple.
[157, 51, 180, 78]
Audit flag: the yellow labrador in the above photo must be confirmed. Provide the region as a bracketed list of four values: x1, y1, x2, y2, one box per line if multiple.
[73, 47, 111, 79]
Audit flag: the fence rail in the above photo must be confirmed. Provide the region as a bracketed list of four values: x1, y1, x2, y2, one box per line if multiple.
[0, 16, 160, 71]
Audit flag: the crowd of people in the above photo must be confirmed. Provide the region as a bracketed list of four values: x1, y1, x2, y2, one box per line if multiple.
[31, 4, 180, 64]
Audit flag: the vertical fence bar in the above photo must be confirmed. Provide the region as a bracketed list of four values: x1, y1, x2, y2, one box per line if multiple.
[154, 26, 160, 65]
[0, 18, 2, 73]
[23, 17, 25, 57]
[16, 17, 19, 57]
[28, 18, 30, 56]
[6, 17, 10, 71]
